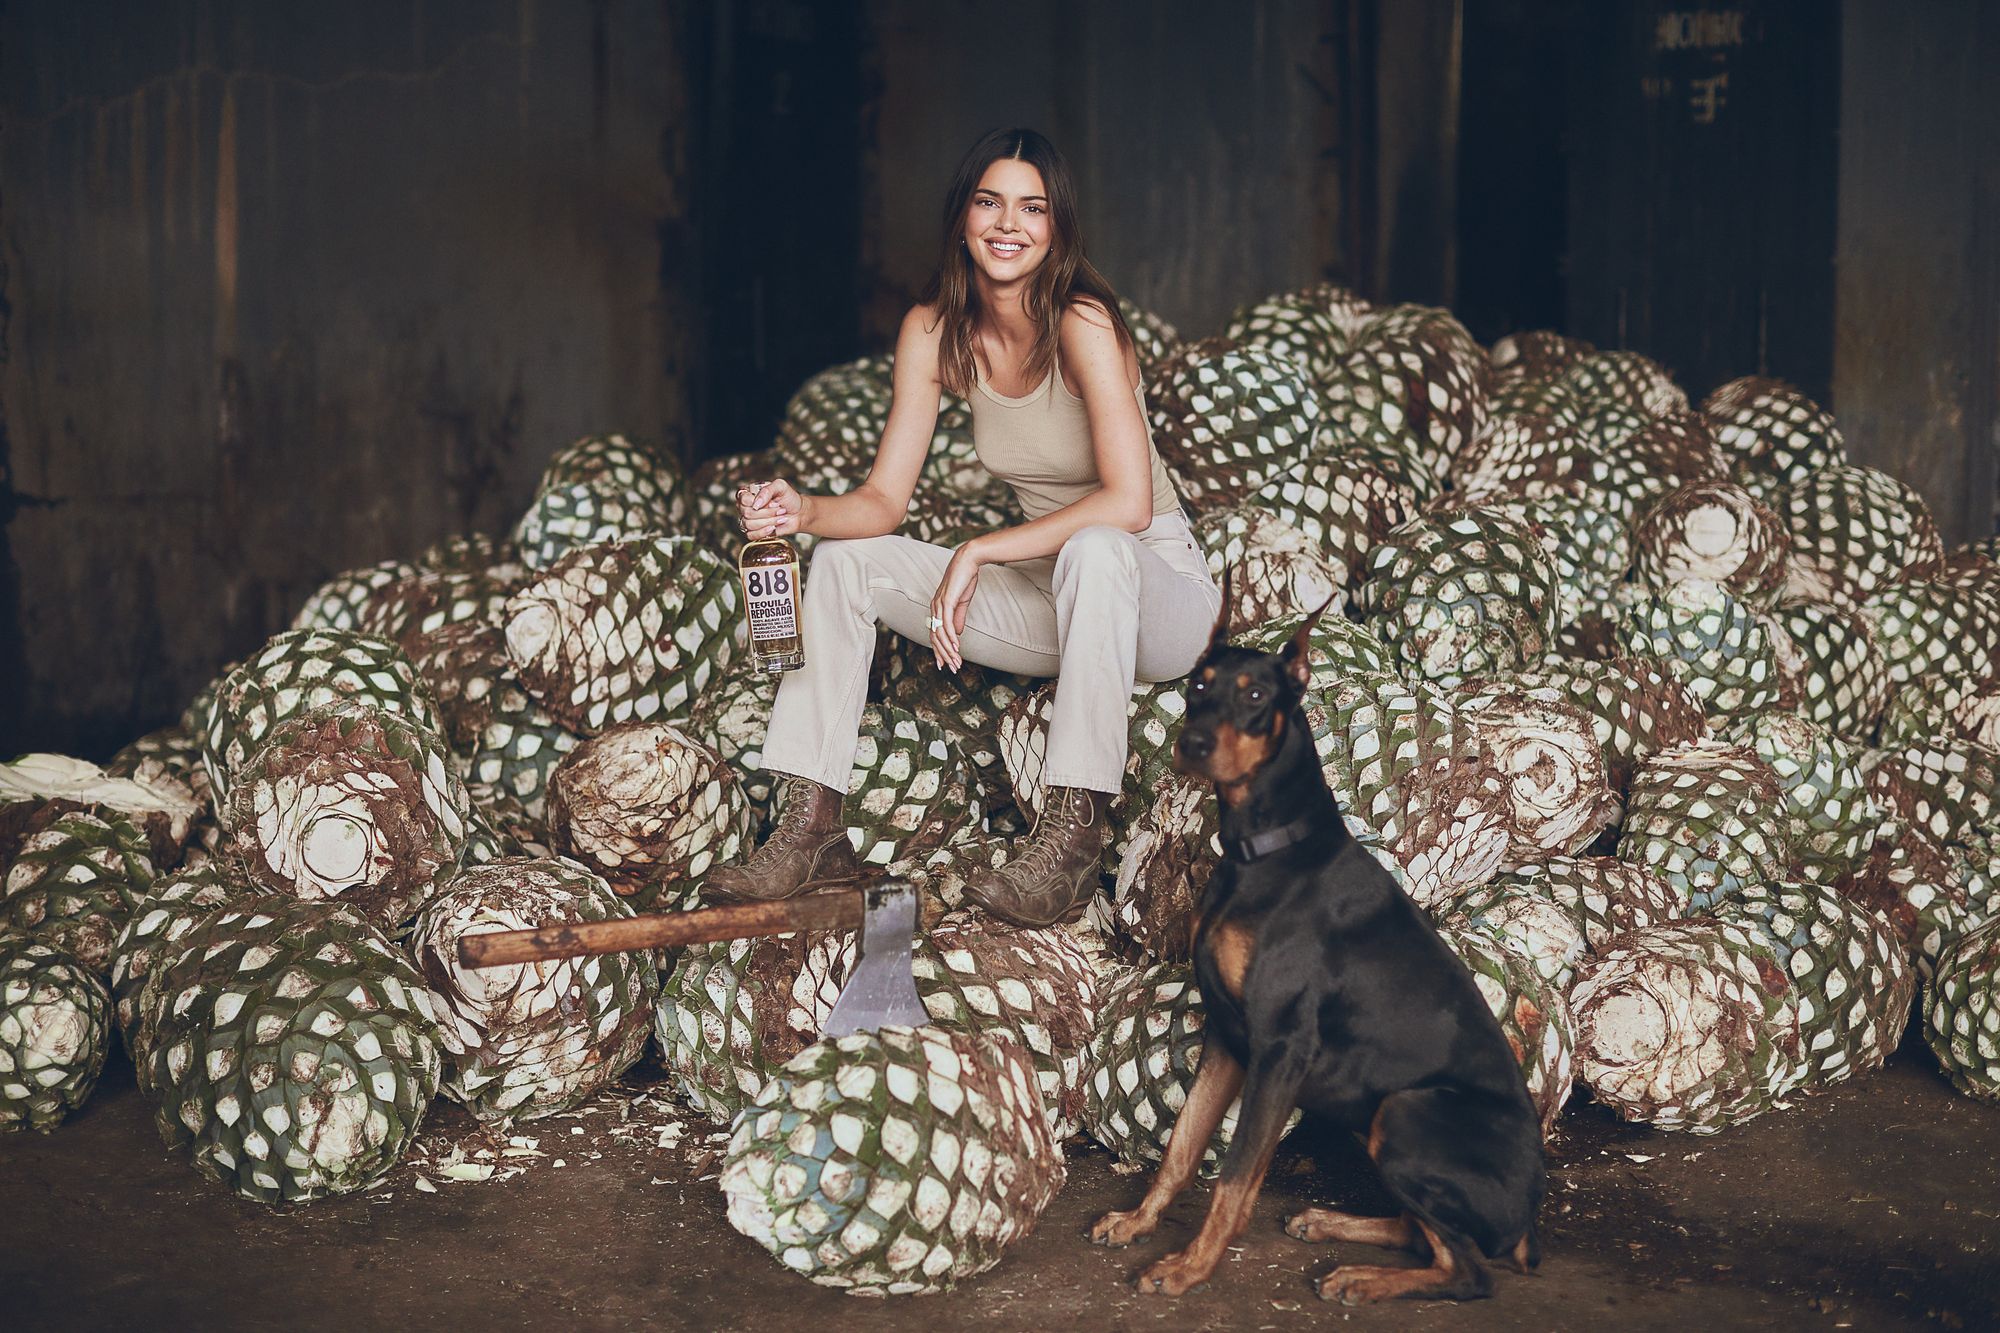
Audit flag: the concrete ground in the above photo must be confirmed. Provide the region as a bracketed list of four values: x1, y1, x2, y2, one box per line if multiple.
[4, 1036, 1996, 1332]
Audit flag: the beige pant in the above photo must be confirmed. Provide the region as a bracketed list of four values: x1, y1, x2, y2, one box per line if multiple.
[760, 511, 1223, 795]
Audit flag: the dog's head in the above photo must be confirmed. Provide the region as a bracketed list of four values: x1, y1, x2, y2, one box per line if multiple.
[1173, 567, 1337, 801]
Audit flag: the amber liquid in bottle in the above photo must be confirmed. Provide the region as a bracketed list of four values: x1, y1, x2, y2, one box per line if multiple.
[739, 536, 804, 672]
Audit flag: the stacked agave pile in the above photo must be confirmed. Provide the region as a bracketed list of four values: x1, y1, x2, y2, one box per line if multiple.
[15, 284, 2000, 1295]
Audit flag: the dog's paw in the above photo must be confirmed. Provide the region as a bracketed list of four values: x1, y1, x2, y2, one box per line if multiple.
[1315, 1264, 1403, 1305]
[1088, 1209, 1154, 1247]
[1135, 1251, 1213, 1297]
[1285, 1209, 1339, 1243]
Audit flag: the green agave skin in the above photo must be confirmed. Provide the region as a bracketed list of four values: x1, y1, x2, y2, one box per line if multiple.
[721, 1026, 1066, 1295]
[0, 932, 112, 1132]
[1926, 919, 2000, 1103]
[143, 901, 443, 1204]
[2, 808, 157, 974]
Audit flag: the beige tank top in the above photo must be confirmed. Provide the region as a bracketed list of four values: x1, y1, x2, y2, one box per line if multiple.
[969, 346, 1184, 523]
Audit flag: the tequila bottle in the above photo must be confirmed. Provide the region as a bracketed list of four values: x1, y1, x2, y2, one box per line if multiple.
[739, 535, 804, 672]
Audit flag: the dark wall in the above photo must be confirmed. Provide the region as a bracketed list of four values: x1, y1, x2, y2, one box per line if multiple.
[1834, 0, 1999, 544]
[857, 0, 1354, 347]
[2, 1, 693, 757]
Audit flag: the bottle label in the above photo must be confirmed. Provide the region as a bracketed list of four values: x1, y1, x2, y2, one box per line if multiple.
[743, 559, 800, 642]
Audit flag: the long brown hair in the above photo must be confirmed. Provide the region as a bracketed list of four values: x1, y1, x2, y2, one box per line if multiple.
[917, 127, 1136, 398]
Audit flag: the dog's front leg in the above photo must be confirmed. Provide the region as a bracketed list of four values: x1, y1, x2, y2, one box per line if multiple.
[1088, 1043, 1245, 1247]
[1135, 1056, 1299, 1296]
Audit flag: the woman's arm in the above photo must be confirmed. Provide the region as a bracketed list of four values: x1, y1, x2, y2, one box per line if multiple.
[966, 300, 1156, 566]
[797, 306, 943, 540]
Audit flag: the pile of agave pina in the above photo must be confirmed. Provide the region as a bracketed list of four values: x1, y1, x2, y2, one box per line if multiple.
[5, 285, 1999, 1295]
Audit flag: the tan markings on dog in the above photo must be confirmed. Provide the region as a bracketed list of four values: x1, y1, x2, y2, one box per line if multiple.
[1138, 1119, 1285, 1296]
[1510, 1232, 1537, 1273]
[1366, 1101, 1390, 1161]
[1286, 1208, 1420, 1249]
[1210, 721, 1280, 806]
[1208, 919, 1256, 1001]
[1090, 1046, 1244, 1249]
[1318, 1221, 1468, 1304]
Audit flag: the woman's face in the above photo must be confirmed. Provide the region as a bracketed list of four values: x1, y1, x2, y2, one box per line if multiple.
[962, 157, 1053, 285]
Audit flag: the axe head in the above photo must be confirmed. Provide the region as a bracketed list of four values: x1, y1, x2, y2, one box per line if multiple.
[822, 880, 929, 1038]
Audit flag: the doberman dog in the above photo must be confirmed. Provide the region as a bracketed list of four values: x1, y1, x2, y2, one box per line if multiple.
[1088, 573, 1546, 1304]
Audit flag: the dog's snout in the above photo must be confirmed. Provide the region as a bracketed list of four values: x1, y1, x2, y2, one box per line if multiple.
[1178, 730, 1215, 762]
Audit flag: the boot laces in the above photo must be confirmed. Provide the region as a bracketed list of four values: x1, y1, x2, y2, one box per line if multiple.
[1015, 787, 1090, 881]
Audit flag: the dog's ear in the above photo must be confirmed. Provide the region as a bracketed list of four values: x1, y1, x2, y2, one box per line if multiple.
[1205, 564, 1234, 659]
[1281, 590, 1339, 691]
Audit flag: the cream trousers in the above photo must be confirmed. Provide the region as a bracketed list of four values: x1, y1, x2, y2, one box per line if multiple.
[759, 510, 1223, 795]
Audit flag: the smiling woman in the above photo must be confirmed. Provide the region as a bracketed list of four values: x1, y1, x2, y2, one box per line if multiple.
[712, 127, 1222, 927]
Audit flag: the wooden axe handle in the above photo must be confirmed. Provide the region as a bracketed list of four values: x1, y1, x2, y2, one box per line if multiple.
[455, 892, 864, 969]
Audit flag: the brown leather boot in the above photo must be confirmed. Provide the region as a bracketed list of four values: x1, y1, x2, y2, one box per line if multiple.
[704, 777, 863, 902]
[964, 784, 1113, 928]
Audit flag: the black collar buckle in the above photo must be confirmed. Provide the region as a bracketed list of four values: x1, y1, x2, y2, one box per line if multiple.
[1220, 813, 1320, 862]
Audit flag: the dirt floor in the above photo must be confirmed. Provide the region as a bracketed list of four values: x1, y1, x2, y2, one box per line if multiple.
[4, 1034, 1997, 1332]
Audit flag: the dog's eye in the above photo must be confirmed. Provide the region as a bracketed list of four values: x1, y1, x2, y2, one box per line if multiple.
[1190, 679, 1206, 693]
[1247, 687, 1264, 702]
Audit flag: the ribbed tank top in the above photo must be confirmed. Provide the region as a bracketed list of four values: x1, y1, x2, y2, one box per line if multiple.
[969, 347, 1183, 523]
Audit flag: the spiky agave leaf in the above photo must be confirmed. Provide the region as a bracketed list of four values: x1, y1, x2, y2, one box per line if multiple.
[1716, 880, 1914, 1091]
[503, 535, 742, 736]
[842, 705, 982, 869]
[722, 1026, 1065, 1295]
[1617, 741, 1789, 913]
[1571, 919, 1803, 1133]
[142, 900, 443, 1203]
[0, 932, 111, 1132]
[546, 722, 753, 906]
[224, 701, 474, 931]
[1925, 919, 2000, 1103]
[653, 930, 828, 1124]
[1081, 962, 1298, 1177]
[410, 858, 656, 1123]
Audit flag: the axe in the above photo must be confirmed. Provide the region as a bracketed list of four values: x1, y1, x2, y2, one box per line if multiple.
[454, 881, 928, 1038]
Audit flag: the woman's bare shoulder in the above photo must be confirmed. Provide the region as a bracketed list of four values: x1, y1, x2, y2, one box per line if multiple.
[903, 301, 947, 343]
[1062, 295, 1118, 332]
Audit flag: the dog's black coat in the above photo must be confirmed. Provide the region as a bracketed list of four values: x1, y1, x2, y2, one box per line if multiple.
[1189, 639, 1545, 1272]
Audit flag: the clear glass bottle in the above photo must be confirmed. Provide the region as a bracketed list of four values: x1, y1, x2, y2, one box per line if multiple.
[739, 535, 804, 672]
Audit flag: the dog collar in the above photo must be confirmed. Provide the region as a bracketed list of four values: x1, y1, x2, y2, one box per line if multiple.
[1221, 814, 1320, 862]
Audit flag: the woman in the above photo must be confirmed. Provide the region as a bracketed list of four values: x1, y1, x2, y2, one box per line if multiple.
[708, 127, 1222, 928]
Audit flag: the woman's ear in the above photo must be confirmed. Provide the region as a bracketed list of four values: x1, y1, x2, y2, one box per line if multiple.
[1282, 590, 1339, 691]
[1205, 565, 1234, 659]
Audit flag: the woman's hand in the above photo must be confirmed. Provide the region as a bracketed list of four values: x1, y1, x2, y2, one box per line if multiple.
[928, 541, 986, 672]
[736, 479, 807, 540]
